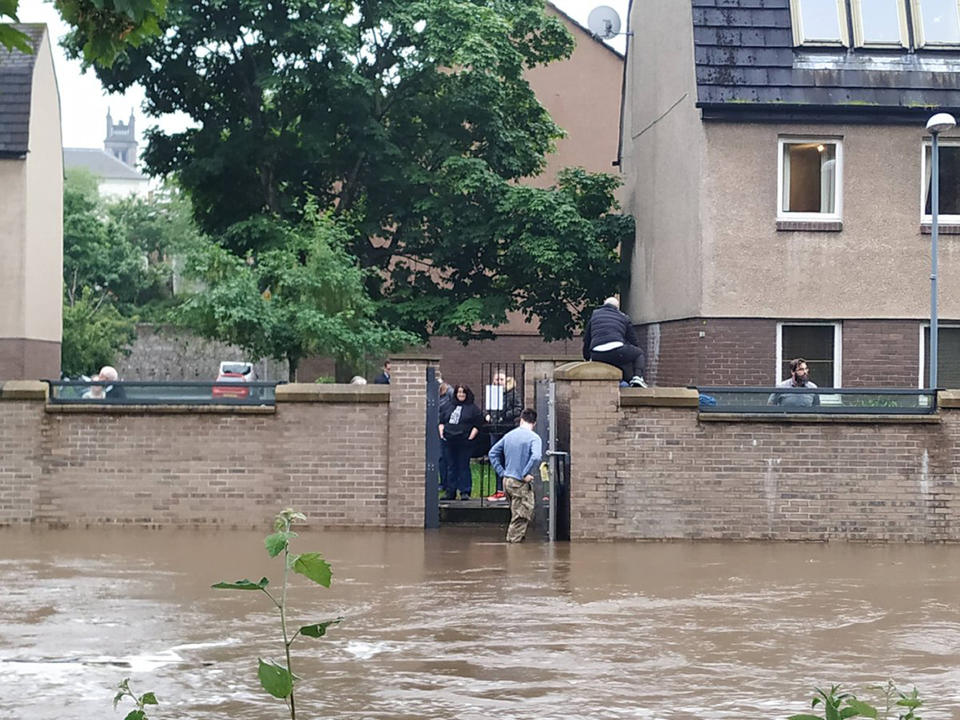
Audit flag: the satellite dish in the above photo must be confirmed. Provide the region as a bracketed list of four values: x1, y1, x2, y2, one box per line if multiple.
[588, 6, 622, 39]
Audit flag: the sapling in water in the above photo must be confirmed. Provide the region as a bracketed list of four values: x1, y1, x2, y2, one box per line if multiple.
[213, 508, 340, 720]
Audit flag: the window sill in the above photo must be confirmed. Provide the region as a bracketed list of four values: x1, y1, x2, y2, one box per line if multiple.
[920, 224, 960, 235]
[776, 220, 843, 232]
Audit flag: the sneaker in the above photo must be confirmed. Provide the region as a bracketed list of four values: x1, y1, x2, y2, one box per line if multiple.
[459, 493, 471, 501]
[486, 490, 507, 501]
[629, 376, 648, 388]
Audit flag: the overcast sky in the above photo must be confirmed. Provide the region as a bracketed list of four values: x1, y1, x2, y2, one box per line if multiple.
[17, 0, 629, 157]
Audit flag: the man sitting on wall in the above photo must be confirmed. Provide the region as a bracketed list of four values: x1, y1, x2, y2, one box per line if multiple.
[768, 358, 819, 407]
[582, 297, 647, 387]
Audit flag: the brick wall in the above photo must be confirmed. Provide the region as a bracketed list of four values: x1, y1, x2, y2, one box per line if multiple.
[0, 358, 432, 529]
[555, 362, 960, 542]
[640, 317, 930, 388]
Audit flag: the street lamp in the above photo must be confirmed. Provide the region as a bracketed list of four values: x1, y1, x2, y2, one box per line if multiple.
[926, 112, 957, 389]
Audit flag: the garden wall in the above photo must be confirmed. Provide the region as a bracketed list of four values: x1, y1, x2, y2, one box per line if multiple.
[554, 362, 960, 542]
[0, 356, 433, 529]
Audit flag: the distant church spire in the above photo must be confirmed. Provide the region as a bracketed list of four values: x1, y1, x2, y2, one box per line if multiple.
[104, 108, 137, 167]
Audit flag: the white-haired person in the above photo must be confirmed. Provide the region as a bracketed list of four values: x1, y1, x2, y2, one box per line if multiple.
[582, 297, 647, 387]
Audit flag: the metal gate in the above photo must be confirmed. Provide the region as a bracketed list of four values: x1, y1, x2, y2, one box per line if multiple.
[534, 378, 569, 541]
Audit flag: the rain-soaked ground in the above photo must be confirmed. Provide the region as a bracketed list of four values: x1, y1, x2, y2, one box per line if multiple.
[1, 526, 959, 719]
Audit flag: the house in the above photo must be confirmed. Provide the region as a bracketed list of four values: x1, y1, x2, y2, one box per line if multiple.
[620, 0, 960, 389]
[64, 110, 150, 198]
[0, 24, 63, 381]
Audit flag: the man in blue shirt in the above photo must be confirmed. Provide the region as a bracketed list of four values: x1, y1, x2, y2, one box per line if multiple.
[488, 408, 543, 543]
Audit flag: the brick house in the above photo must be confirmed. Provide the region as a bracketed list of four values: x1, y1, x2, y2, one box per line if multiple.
[620, 0, 960, 389]
[0, 24, 63, 381]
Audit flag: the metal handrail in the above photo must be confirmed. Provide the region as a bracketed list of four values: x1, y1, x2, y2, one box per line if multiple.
[695, 386, 938, 415]
[45, 379, 281, 406]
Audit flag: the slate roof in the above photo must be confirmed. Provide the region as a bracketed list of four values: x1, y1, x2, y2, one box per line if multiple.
[0, 24, 45, 157]
[692, 0, 960, 122]
[64, 148, 148, 181]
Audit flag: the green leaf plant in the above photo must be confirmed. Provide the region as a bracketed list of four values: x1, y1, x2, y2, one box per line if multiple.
[113, 677, 158, 720]
[789, 683, 924, 720]
[212, 509, 340, 720]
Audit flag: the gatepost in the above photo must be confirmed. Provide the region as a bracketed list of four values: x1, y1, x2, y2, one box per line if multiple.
[552, 361, 621, 539]
[386, 354, 440, 527]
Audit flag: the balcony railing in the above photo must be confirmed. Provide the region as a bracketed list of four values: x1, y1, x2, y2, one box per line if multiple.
[46, 380, 279, 406]
[696, 387, 937, 415]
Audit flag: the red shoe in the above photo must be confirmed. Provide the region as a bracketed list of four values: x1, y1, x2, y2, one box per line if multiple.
[486, 490, 507, 501]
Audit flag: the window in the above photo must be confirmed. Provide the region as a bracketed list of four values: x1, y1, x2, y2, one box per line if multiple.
[778, 138, 843, 220]
[778, 323, 842, 387]
[911, 0, 960, 46]
[921, 140, 960, 223]
[790, 0, 851, 45]
[920, 325, 960, 387]
[852, 0, 910, 46]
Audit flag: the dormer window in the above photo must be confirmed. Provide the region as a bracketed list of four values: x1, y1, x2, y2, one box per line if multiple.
[790, 0, 850, 45]
[852, 0, 910, 47]
[911, 0, 960, 46]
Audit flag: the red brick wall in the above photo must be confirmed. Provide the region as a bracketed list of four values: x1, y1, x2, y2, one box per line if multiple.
[640, 318, 929, 389]
[0, 359, 435, 529]
[556, 370, 960, 542]
[842, 320, 920, 387]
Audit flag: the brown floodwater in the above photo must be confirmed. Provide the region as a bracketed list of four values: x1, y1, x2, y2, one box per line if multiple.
[1, 526, 959, 719]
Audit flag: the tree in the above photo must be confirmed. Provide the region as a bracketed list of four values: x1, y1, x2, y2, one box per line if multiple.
[1, 0, 165, 66]
[63, 168, 149, 312]
[175, 210, 417, 380]
[61, 287, 137, 377]
[79, 0, 632, 342]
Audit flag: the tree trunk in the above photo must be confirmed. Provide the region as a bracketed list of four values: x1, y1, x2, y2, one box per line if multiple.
[288, 356, 298, 383]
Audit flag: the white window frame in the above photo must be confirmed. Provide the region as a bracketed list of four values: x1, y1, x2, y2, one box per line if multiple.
[918, 322, 960, 387]
[910, 0, 960, 47]
[776, 322, 843, 388]
[851, 0, 910, 47]
[789, 0, 851, 46]
[777, 137, 844, 222]
[920, 138, 960, 224]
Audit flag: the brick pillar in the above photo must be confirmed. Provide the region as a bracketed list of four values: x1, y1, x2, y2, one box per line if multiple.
[386, 354, 439, 527]
[553, 361, 621, 539]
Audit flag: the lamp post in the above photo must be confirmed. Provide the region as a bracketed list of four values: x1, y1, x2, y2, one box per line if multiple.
[926, 112, 957, 389]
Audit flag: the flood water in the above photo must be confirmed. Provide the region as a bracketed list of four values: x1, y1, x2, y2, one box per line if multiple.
[2, 527, 960, 719]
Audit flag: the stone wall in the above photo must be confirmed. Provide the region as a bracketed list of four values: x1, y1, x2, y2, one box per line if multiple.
[0, 356, 434, 529]
[554, 362, 960, 542]
[118, 324, 289, 382]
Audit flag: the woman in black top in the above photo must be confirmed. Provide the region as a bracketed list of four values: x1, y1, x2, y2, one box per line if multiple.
[439, 385, 482, 500]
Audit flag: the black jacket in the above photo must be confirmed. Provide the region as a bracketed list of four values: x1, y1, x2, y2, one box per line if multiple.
[582, 304, 639, 359]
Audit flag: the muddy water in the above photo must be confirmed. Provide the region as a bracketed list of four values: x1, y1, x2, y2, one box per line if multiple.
[2, 527, 960, 719]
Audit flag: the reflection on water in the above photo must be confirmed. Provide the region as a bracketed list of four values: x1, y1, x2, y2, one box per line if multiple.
[1, 527, 960, 719]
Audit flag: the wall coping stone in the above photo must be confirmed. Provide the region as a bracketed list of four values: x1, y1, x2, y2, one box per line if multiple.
[699, 412, 941, 424]
[554, 361, 621, 381]
[520, 355, 583, 362]
[1, 380, 47, 400]
[938, 390, 960, 408]
[620, 387, 699, 407]
[276, 383, 390, 403]
[389, 353, 441, 362]
[45, 404, 276, 415]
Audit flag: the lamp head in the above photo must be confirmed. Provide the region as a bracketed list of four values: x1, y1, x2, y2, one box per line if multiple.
[927, 112, 957, 135]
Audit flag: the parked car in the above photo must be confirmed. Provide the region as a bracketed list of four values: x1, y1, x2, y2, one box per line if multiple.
[212, 361, 256, 399]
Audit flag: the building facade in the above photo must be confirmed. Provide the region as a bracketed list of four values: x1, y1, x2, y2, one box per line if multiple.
[621, 0, 960, 388]
[0, 24, 63, 381]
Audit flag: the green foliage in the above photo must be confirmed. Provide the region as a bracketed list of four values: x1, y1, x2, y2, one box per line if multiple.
[64, 169, 149, 312]
[789, 683, 924, 720]
[113, 677, 158, 720]
[212, 508, 340, 720]
[61, 286, 137, 377]
[1, 0, 165, 65]
[174, 210, 417, 380]
[82, 0, 630, 342]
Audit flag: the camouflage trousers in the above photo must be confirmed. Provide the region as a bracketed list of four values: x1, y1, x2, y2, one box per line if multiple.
[504, 476, 534, 543]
